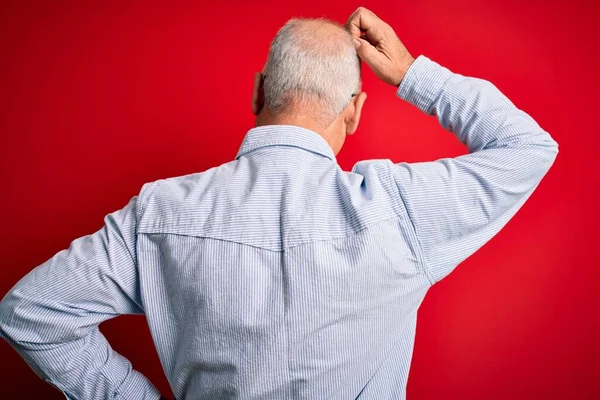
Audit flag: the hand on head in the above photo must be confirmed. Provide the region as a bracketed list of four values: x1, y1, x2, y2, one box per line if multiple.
[346, 7, 415, 87]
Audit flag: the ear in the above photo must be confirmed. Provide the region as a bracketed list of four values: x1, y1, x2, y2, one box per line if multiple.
[251, 72, 265, 116]
[345, 91, 367, 135]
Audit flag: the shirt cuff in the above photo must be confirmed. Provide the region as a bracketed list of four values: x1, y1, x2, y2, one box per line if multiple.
[396, 54, 454, 115]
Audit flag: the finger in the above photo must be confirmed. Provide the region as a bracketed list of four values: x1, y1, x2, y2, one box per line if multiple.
[353, 37, 385, 67]
[346, 7, 363, 38]
[346, 7, 385, 42]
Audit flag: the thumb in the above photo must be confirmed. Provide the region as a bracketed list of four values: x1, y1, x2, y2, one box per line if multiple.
[353, 38, 382, 66]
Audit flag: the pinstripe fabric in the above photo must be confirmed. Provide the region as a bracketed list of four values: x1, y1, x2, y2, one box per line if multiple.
[0, 55, 558, 400]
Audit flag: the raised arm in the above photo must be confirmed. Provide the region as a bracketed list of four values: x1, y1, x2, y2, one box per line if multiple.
[0, 195, 161, 399]
[348, 7, 559, 284]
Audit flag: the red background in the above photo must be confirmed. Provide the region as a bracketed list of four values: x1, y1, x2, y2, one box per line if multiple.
[1, 0, 598, 398]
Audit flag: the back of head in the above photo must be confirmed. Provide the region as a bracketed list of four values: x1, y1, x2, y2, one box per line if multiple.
[263, 18, 361, 127]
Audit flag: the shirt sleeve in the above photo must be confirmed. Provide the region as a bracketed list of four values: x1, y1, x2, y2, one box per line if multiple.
[0, 195, 161, 399]
[389, 55, 559, 284]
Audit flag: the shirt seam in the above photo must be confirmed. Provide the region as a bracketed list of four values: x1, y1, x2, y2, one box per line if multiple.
[237, 143, 335, 161]
[385, 161, 434, 286]
[136, 181, 153, 223]
[139, 215, 405, 252]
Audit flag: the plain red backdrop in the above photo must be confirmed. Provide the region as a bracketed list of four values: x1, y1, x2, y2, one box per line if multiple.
[1, 0, 598, 398]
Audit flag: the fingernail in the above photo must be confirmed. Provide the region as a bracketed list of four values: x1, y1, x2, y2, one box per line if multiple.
[353, 39, 361, 49]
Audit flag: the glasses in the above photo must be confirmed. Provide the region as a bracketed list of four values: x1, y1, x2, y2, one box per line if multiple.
[262, 74, 357, 98]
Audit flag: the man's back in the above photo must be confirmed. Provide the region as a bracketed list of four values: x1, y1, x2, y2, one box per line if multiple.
[138, 124, 429, 398]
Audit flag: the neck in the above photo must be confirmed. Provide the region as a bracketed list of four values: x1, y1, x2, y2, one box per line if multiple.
[255, 108, 338, 151]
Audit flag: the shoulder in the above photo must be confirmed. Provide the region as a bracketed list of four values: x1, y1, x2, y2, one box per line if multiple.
[135, 160, 239, 229]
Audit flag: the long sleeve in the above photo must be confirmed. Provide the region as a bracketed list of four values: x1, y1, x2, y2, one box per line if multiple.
[389, 55, 559, 284]
[0, 195, 161, 399]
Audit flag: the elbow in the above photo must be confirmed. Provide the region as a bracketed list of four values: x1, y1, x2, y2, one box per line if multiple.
[0, 294, 16, 343]
[507, 131, 559, 184]
[518, 128, 559, 171]
[541, 129, 559, 152]
[0, 288, 32, 346]
[526, 134, 559, 185]
[540, 134, 559, 170]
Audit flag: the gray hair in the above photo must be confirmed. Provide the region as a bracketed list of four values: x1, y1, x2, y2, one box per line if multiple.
[263, 18, 361, 126]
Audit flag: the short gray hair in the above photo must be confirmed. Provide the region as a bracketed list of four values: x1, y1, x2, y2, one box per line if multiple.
[263, 18, 361, 126]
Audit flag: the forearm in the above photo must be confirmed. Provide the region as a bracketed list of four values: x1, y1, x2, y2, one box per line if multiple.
[397, 55, 559, 158]
[0, 294, 161, 399]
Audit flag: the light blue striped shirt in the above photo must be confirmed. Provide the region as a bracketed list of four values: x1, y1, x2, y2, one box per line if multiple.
[0, 55, 559, 399]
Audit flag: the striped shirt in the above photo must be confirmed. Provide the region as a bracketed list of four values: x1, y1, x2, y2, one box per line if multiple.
[0, 55, 559, 399]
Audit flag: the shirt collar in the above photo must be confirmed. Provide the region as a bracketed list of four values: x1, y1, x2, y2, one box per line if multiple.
[235, 124, 336, 161]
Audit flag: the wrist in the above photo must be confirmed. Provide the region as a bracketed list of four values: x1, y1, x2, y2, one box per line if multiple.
[396, 56, 416, 87]
[396, 55, 454, 114]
